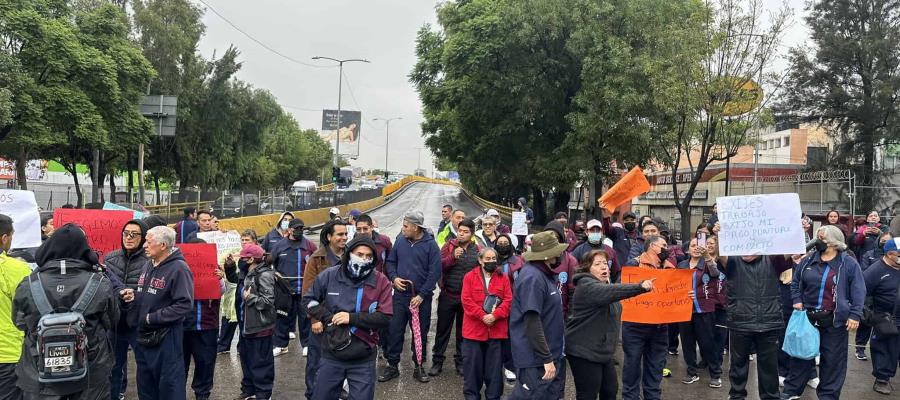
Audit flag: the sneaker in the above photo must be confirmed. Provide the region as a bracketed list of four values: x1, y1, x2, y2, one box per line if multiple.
[874, 379, 893, 395]
[779, 376, 785, 387]
[662, 368, 672, 378]
[807, 377, 820, 389]
[780, 395, 800, 400]
[682, 375, 700, 384]
[723, 348, 728, 356]
[302, 346, 309, 357]
[749, 353, 755, 361]
[289, 332, 297, 340]
[339, 379, 349, 399]
[378, 365, 399, 382]
[119, 394, 126, 400]
[413, 365, 431, 383]
[235, 395, 256, 400]
[667, 350, 679, 356]
[272, 347, 289, 357]
[856, 349, 868, 360]
[709, 378, 722, 388]
[504, 369, 517, 382]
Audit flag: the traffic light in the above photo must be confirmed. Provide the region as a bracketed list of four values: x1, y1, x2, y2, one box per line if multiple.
[332, 167, 339, 183]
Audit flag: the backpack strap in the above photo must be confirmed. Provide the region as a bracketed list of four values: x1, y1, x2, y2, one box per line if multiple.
[71, 273, 103, 314]
[28, 273, 53, 316]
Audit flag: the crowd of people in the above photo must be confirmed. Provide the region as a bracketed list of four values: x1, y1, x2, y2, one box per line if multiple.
[0, 200, 898, 400]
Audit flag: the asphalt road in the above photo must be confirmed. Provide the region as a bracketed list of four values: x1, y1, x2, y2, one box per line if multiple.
[123, 183, 886, 399]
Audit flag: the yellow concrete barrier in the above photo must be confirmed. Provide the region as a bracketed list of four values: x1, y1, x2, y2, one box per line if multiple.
[459, 187, 515, 218]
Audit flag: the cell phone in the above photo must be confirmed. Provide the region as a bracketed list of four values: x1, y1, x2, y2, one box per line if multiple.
[697, 232, 707, 248]
[868, 222, 876, 228]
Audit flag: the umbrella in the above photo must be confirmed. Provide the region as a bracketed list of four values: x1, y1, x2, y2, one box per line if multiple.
[408, 282, 424, 365]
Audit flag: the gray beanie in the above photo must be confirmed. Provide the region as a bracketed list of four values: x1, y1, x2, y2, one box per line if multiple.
[818, 225, 847, 251]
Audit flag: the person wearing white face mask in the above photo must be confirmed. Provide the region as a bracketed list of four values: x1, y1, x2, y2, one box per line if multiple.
[572, 220, 622, 283]
[262, 212, 294, 252]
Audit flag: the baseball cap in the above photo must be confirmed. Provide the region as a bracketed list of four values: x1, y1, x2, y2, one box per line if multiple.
[288, 218, 305, 229]
[884, 238, 900, 253]
[349, 209, 362, 218]
[239, 244, 265, 259]
[486, 209, 500, 217]
[329, 207, 340, 215]
[404, 211, 427, 229]
[587, 219, 602, 230]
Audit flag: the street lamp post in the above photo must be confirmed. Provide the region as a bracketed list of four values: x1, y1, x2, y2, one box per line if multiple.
[312, 56, 370, 167]
[373, 116, 402, 179]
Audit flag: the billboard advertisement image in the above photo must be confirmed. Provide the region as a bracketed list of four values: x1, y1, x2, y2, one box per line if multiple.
[320, 109, 362, 158]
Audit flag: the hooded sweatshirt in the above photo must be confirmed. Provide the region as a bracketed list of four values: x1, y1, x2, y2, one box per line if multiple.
[130, 249, 195, 329]
[386, 230, 442, 298]
[262, 212, 294, 252]
[105, 219, 150, 288]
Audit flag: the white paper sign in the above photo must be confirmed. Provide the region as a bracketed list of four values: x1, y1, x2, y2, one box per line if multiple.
[0, 190, 41, 248]
[717, 193, 806, 256]
[511, 211, 528, 236]
[197, 230, 243, 264]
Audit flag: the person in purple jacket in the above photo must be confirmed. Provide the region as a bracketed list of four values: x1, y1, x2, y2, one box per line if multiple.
[302, 235, 393, 400]
[677, 238, 724, 388]
[132, 226, 194, 400]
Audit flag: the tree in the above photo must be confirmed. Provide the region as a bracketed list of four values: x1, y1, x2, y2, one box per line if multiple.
[653, 0, 788, 238]
[782, 0, 900, 211]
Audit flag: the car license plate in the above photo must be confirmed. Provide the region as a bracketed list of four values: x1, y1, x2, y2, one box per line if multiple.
[44, 356, 72, 367]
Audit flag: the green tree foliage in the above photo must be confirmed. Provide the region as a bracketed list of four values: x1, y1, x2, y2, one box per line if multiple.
[257, 113, 332, 189]
[782, 0, 900, 211]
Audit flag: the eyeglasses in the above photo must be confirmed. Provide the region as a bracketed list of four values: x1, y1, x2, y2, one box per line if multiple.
[122, 231, 141, 239]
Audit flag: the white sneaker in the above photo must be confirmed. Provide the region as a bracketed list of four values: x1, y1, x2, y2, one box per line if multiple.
[779, 376, 785, 387]
[343, 379, 349, 392]
[815, 355, 820, 366]
[273, 347, 289, 357]
[289, 332, 297, 340]
[808, 377, 820, 389]
[302, 346, 309, 357]
[504, 369, 516, 382]
[749, 353, 755, 361]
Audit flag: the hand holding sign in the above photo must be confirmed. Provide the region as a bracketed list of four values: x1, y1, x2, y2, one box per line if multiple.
[717, 193, 806, 256]
[620, 267, 693, 324]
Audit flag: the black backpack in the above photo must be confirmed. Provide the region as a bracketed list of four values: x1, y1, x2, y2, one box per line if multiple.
[273, 273, 293, 318]
[28, 268, 103, 383]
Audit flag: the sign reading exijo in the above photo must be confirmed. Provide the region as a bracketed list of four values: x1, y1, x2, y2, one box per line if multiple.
[717, 193, 806, 256]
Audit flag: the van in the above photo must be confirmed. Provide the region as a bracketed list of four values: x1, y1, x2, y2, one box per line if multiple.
[291, 180, 318, 194]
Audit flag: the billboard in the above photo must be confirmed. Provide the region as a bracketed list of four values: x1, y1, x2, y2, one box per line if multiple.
[320, 110, 362, 158]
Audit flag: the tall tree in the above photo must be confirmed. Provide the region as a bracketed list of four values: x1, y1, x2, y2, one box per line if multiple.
[783, 0, 900, 211]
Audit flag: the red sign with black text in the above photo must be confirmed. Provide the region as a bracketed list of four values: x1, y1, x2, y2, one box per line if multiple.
[178, 243, 221, 300]
[53, 209, 134, 262]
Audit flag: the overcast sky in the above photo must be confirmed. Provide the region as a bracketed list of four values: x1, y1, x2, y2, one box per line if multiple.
[195, 0, 808, 176]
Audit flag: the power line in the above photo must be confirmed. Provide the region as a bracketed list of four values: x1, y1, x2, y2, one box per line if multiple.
[195, 0, 336, 69]
[279, 104, 322, 112]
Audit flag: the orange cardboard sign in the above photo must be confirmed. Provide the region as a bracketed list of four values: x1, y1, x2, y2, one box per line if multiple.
[620, 267, 693, 324]
[598, 166, 651, 213]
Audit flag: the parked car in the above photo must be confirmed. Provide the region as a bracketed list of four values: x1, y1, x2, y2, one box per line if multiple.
[260, 196, 293, 213]
[211, 194, 259, 218]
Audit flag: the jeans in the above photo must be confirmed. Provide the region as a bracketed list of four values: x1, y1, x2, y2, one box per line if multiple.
[110, 326, 137, 399]
[728, 329, 780, 400]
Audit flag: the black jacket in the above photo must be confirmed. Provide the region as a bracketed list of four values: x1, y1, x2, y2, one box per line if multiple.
[242, 263, 277, 335]
[725, 256, 792, 332]
[565, 273, 647, 363]
[104, 219, 150, 290]
[13, 259, 120, 396]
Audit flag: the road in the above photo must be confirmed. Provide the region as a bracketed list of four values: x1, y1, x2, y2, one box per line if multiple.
[123, 183, 880, 399]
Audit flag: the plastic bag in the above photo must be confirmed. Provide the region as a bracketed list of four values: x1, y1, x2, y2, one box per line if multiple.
[782, 309, 820, 360]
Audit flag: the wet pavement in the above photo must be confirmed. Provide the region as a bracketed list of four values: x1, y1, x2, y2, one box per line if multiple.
[123, 183, 887, 399]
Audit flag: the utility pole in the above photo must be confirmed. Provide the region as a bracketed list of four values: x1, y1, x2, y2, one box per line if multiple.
[373, 116, 402, 178]
[312, 57, 370, 167]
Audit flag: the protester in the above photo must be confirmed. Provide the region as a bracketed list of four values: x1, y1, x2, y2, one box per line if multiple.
[475, 215, 501, 248]
[217, 230, 258, 354]
[514, 198, 534, 252]
[132, 226, 194, 400]
[459, 247, 512, 400]
[185, 210, 214, 242]
[433, 219, 481, 377]
[678, 238, 724, 388]
[105, 218, 150, 399]
[551, 212, 577, 252]
[439, 204, 453, 235]
[863, 238, 900, 395]
[621, 236, 677, 400]
[381, 211, 442, 383]
[175, 207, 199, 244]
[237, 244, 277, 400]
[627, 220, 662, 262]
[824, 210, 850, 238]
[486, 209, 511, 235]
[572, 219, 623, 283]
[723, 250, 793, 400]
[566, 249, 653, 400]
[303, 235, 393, 400]
[329, 207, 341, 221]
[507, 231, 567, 399]
[271, 218, 318, 357]
[854, 211, 889, 262]
[706, 236, 729, 355]
[856, 231, 891, 361]
[783, 225, 865, 399]
[39, 212, 54, 242]
[13, 224, 120, 400]
[438, 209, 466, 248]
[355, 214, 393, 273]
[346, 209, 361, 240]
[0, 214, 34, 400]
[599, 211, 638, 267]
[262, 212, 294, 251]
[543, 220, 580, 318]
[301, 220, 348, 399]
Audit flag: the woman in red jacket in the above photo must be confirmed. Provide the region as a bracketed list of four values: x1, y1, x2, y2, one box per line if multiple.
[460, 247, 513, 400]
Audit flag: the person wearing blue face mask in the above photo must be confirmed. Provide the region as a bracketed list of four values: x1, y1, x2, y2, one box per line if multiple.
[262, 212, 294, 252]
[572, 220, 622, 283]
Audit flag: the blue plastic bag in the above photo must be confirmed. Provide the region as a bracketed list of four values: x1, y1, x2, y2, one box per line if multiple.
[782, 309, 820, 360]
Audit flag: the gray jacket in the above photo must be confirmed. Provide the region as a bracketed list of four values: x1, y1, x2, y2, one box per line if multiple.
[242, 263, 277, 335]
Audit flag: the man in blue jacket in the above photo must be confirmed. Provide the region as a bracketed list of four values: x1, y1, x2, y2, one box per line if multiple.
[379, 211, 441, 383]
[271, 218, 318, 356]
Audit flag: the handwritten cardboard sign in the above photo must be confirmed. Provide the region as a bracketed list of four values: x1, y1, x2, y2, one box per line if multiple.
[197, 230, 242, 265]
[717, 193, 806, 256]
[53, 209, 133, 261]
[620, 267, 693, 324]
[0, 190, 42, 249]
[511, 212, 528, 235]
[178, 243, 221, 300]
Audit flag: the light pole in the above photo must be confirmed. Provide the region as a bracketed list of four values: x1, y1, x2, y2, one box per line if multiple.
[312, 56, 370, 167]
[373, 116, 402, 179]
